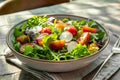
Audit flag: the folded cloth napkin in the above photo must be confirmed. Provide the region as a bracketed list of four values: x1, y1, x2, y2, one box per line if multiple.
[0, 31, 120, 80]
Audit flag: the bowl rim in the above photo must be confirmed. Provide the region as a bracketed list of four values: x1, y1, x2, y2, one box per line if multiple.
[6, 14, 110, 63]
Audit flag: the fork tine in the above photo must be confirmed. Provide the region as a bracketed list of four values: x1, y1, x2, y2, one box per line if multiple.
[117, 38, 120, 47]
[113, 36, 120, 47]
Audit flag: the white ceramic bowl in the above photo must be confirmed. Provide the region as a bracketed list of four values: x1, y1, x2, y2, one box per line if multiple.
[6, 14, 109, 72]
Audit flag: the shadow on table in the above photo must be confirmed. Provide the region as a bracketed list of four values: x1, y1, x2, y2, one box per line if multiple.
[18, 71, 39, 80]
[57, 2, 120, 34]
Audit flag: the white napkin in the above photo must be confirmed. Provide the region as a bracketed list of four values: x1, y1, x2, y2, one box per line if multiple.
[0, 43, 20, 75]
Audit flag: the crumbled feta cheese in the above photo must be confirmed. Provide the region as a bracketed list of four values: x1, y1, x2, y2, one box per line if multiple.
[29, 26, 42, 33]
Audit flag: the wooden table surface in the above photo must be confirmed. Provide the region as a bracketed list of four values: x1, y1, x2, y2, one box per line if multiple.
[0, 1, 120, 80]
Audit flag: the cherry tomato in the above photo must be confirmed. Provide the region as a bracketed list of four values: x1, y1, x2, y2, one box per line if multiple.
[55, 23, 65, 29]
[77, 32, 90, 45]
[16, 35, 29, 44]
[37, 33, 48, 47]
[82, 26, 97, 33]
[49, 40, 65, 50]
[56, 20, 63, 23]
[41, 27, 52, 34]
[37, 39, 43, 47]
[67, 26, 77, 36]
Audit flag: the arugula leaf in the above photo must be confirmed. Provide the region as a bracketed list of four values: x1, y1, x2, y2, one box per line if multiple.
[42, 34, 57, 49]
[39, 15, 48, 24]
[87, 21, 97, 28]
[14, 27, 24, 38]
[34, 44, 43, 51]
[23, 45, 33, 55]
[27, 16, 40, 28]
[53, 27, 62, 37]
[38, 16, 49, 27]
[80, 20, 87, 25]
[33, 45, 53, 59]
[72, 20, 86, 29]
[97, 30, 105, 41]
[13, 42, 21, 52]
[58, 53, 75, 60]
[12, 37, 21, 52]
[62, 18, 70, 23]
[90, 33, 98, 42]
[21, 22, 28, 31]
[90, 30, 105, 42]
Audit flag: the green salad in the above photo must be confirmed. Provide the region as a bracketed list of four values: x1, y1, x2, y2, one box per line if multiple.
[12, 16, 106, 61]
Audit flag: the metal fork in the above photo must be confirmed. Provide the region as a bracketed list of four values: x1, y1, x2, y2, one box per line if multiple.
[92, 35, 120, 80]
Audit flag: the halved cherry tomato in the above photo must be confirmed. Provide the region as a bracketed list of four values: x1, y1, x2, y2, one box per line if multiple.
[56, 20, 63, 24]
[49, 40, 65, 50]
[67, 26, 77, 36]
[82, 26, 97, 33]
[77, 32, 90, 45]
[55, 23, 65, 29]
[41, 27, 52, 34]
[16, 35, 29, 44]
[37, 33, 48, 47]
[37, 39, 43, 47]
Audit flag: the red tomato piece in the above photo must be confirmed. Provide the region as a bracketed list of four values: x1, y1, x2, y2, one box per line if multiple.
[16, 35, 29, 44]
[41, 27, 52, 34]
[67, 26, 77, 36]
[77, 32, 90, 45]
[82, 26, 97, 33]
[49, 40, 65, 50]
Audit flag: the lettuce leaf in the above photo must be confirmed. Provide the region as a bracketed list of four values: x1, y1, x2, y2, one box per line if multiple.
[71, 44, 90, 58]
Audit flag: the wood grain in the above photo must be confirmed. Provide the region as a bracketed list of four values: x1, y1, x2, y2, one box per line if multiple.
[0, 0, 69, 15]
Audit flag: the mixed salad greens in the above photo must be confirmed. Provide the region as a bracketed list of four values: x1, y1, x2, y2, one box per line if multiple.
[12, 15, 106, 61]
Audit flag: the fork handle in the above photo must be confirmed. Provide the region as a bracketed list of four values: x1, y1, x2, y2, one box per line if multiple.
[91, 52, 114, 80]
